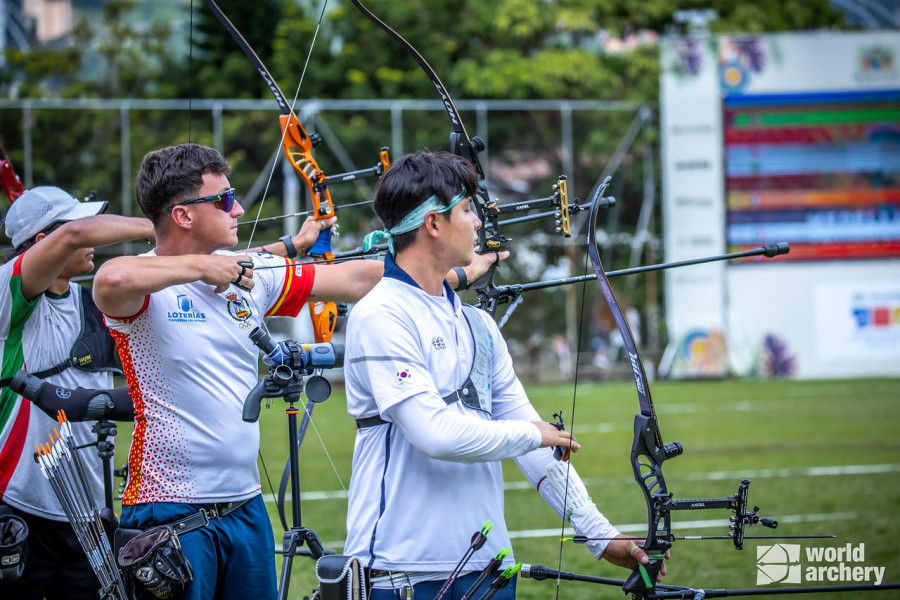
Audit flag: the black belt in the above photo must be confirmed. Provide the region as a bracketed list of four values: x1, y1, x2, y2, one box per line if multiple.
[368, 569, 389, 578]
[168, 499, 251, 535]
[356, 414, 389, 429]
[355, 383, 475, 429]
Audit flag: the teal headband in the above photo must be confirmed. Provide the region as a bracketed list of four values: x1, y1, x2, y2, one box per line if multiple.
[363, 189, 467, 254]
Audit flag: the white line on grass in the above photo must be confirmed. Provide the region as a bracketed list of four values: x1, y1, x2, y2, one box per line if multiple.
[506, 511, 857, 540]
[316, 512, 855, 550]
[263, 464, 900, 504]
[570, 401, 764, 430]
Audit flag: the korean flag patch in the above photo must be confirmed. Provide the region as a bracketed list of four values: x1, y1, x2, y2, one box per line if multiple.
[396, 369, 413, 384]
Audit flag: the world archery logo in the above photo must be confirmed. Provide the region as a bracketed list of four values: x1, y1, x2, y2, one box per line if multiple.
[757, 543, 886, 586]
[757, 544, 802, 584]
[396, 369, 412, 384]
[225, 292, 252, 327]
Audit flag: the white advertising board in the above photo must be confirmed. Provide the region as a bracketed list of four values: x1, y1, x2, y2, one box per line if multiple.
[660, 31, 900, 378]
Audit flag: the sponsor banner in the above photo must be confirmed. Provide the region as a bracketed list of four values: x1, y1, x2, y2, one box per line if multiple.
[814, 281, 900, 361]
[719, 32, 899, 95]
[662, 31, 900, 376]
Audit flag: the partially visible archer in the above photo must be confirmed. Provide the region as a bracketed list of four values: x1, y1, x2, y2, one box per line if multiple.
[0, 140, 25, 210]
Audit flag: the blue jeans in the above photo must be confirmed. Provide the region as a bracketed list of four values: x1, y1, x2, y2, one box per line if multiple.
[120, 495, 276, 600]
[368, 571, 517, 600]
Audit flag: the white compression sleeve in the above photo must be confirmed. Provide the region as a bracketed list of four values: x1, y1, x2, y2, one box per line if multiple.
[386, 392, 542, 463]
[535, 459, 621, 558]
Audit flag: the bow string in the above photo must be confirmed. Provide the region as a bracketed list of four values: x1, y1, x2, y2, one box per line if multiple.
[204, 0, 389, 343]
[350, 0, 581, 316]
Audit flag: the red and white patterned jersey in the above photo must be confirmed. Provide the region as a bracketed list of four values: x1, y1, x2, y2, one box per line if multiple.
[105, 251, 314, 505]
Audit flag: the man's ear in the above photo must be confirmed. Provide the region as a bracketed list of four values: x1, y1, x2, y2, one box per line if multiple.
[422, 211, 441, 239]
[169, 206, 193, 230]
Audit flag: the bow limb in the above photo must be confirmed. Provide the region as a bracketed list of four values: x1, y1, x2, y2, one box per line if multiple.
[204, 0, 342, 341]
[202, 0, 335, 229]
[349, 0, 506, 311]
[585, 176, 675, 598]
[281, 112, 342, 342]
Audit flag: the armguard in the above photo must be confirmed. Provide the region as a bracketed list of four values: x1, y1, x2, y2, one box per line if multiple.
[541, 460, 596, 521]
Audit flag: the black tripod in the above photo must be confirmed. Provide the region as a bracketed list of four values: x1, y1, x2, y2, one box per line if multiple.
[81, 418, 118, 511]
[244, 327, 341, 600]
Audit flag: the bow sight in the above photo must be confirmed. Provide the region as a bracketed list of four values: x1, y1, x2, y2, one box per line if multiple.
[242, 327, 343, 423]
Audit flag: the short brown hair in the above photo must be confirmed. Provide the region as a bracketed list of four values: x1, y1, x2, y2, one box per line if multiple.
[135, 143, 231, 224]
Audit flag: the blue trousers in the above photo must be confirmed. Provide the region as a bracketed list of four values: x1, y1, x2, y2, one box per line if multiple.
[120, 495, 276, 600]
[369, 571, 517, 600]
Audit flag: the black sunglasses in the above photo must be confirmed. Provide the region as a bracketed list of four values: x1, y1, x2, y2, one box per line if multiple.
[166, 188, 236, 212]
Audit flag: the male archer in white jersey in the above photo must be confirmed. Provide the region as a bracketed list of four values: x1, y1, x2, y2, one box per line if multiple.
[343, 150, 669, 599]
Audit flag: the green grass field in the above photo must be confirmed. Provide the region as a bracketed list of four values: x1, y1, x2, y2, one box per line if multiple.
[116, 377, 900, 599]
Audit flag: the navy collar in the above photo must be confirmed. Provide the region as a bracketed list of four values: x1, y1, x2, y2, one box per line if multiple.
[384, 252, 457, 308]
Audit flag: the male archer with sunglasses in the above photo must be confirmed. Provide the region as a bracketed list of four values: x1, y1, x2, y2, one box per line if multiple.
[92, 143, 504, 600]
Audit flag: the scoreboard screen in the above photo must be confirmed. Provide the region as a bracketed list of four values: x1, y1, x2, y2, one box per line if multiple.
[724, 90, 900, 261]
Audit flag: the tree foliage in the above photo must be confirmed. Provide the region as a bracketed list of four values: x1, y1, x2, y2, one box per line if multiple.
[1, 0, 849, 351]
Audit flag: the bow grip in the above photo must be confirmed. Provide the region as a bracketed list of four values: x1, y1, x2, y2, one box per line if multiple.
[467, 241, 502, 293]
[622, 556, 664, 596]
[467, 263, 496, 293]
[307, 226, 334, 257]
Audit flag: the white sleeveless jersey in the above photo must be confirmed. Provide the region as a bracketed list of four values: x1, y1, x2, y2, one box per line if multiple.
[0, 254, 109, 520]
[105, 251, 314, 505]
